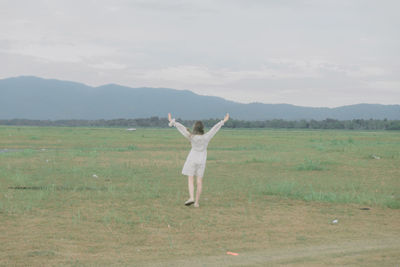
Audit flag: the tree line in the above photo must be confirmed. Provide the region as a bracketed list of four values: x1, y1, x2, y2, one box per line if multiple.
[1, 117, 399, 130]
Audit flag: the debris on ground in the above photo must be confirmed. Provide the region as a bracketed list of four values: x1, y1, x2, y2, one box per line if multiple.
[371, 154, 381, 160]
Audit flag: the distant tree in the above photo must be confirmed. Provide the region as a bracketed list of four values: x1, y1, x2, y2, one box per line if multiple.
[1, 118, 399, 130]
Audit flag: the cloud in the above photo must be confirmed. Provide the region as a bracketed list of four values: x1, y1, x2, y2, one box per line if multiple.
[89, 62, 127, 70]
[366, 80, 400, 92]
[138, 61, 322, 87]
[125, 0, 216, 13]
[1, 42, 118, 63]
[345, 66, 387, 78]
[0, 0, 399, 107]
[137, 59, 391, 89]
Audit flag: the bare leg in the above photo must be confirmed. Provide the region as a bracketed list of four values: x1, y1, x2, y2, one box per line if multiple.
[195, 177, 203, 207]
[188, 176, 194, 201]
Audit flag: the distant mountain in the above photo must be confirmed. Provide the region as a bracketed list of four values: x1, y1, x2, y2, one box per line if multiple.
[1, 76, 399, 120]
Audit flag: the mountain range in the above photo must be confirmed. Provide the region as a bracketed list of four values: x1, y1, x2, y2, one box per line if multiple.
[0, 76, 399, 120]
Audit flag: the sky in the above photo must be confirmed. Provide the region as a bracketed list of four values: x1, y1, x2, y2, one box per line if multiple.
[1, 0, 399, 107]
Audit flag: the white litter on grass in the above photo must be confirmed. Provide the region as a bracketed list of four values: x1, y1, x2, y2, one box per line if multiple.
[126, 128, 136, 131]
[92, 174, 98, 178]
[46, 159, 49, 163]
[371, 154, 381, 160]
[332, 219, 338, 224]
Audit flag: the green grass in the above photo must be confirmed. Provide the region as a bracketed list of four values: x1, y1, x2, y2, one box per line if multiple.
[0, 126, 399, 265]
[295, 158, 325, 171]
[0, 126, 399, 212]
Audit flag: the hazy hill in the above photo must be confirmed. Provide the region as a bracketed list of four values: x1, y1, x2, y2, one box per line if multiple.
[1, 76, 399, 120]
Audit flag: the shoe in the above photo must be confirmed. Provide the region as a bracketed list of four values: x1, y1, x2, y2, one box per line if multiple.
[194, 203, 199, 208]
[185, 199, 195, 206]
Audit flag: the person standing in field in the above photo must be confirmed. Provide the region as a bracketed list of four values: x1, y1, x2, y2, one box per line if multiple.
[168, 113, 229, 208]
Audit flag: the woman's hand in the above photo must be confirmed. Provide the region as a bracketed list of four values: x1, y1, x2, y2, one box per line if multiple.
[168, 113, 172, 122]
[223, 113, 229, 123]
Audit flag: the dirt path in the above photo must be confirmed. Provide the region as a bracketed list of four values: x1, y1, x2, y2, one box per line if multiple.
[146, 237, 400, 266]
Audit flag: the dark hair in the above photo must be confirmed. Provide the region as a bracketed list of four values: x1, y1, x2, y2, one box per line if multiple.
[192, 121, 204, 135]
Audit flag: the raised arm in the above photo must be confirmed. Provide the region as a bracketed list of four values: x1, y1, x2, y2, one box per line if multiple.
[204, 120, 224, 141]
[168, 113, 191, 140]
[204, 113, 229, 141]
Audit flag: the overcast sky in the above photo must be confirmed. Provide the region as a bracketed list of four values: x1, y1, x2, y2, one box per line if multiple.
[1, 0, 399, 107]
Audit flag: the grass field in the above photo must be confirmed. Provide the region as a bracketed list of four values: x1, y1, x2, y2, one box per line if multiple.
[0, 126, 399, 266]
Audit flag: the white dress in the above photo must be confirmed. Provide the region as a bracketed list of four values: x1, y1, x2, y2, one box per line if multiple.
[169, 119, 225, 177]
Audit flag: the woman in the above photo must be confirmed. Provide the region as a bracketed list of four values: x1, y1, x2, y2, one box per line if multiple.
[168, 113, 229, 207]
